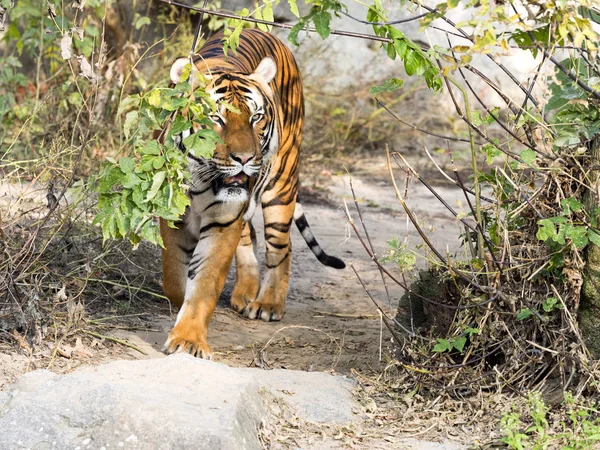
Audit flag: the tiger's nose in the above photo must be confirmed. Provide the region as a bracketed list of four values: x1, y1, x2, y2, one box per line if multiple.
[231, 153, 254, 165]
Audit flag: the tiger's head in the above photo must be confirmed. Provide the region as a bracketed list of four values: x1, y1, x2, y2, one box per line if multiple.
[170, 57, 279, 204]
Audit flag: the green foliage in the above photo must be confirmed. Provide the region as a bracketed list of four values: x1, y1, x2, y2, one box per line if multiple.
[517, 298, 565, 322]
[367, 0, 442, 92]
[516, 308, 533, 321]
[369, 77, 404, 95]
[480, 140, 502, 165]
[95, 72, 221, 247]
[380, 237, 416, 272]
[536, 197, 598, 257]
[223, 7, 251, 56]
[501, 392, 600, 449]
[432, 336, 467, 353]
[0, 0, 98, 139]
[546, 59, 600, 149]
[288, 0, 345, 44]
[542, 297, 563, 313]
[471, 108, 499, 127]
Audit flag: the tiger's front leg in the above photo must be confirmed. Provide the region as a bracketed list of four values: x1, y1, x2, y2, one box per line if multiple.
[231, 221, 260, 313]
[162, 216, 243, 359]
[243, 188, 296, 322]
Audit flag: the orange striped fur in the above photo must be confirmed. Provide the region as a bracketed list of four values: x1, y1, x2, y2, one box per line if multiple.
[161, 29, 343, 359]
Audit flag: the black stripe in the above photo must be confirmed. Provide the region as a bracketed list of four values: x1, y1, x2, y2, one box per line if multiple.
[267, 241, 289, 250]
[178, 244, 195, 256]
[198, 209, 243, 234]
[295, 215, 309, 233]
[266, 252, 289, 269]
[205, 200, 223, 210]
[264, 218, 293, 233]
[190, 185, 212, 196]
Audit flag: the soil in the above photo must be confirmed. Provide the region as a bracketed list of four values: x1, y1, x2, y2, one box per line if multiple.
[0, 154, 476, 448]
[132, 156, 467, 373]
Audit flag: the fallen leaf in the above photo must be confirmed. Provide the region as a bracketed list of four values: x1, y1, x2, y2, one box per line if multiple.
[60, 33, 72, 60]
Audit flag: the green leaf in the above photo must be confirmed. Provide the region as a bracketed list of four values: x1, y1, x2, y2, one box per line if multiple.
[537, 219, 557, 242]
[161, 97, 189, 111]
[97, 166, 125, 193]
[561, 197, 584, 214]
[369, 77, 404, 95]
[453, 336, 467, 352]
[263, 2, 274, 27]
[139, 220, 163, 246]
[183, 130, 219, 159]
[118, 157, 136, 173]
[173, 188, 190, 212]
[135, 16, 151, 30]
[517, 308, 533, 320]
[542, 297, 559, 312]
[254, 6, 268, 32]
[288, 0, 300, 17]
[152, 156, 166, 170]
[115, 209, 129, 236]
[464, 327, 481, 336]
[118, 94, 140, 115]
[481, 143, 501, 165]
[170, 115, 192, 136]
[146, 171, 167, 202]
[565, 225, 588, 248]
[147, 89, 162, 108]
[288, 21, 304, 46]
[101, 215, 117, 242]
[122, 173, 141, 189]
[471, 110, 485, 127]
[123, 110, 139, 139]
[520, 149, 537, 166]
[221, 102, 241, 114]
[385, 43, 396, 60]
[140, 140, 161, 156]
[313, 10, 331, 40]
[404, 49, 419, 76]
[394, 39, 408, 60]
[433, 338, 451, 353]
[589, 230, 600, 247]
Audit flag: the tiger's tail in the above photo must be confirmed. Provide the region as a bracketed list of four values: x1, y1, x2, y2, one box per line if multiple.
[293, 201, 346, 269]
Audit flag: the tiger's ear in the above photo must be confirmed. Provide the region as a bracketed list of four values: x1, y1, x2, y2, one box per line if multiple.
[252, 57, 277, 85]
[170, 57, 201, 84]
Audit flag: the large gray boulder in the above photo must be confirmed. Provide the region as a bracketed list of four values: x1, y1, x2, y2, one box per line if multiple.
[0, 354, 358, 450]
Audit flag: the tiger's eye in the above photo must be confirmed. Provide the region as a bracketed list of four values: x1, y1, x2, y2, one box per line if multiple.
[209, 114, 224, 126]
[251, 113, 264, 124]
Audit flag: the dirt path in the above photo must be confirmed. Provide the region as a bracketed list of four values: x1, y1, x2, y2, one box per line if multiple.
[133, 162, 466, 376]
[0, 158, 466, 383]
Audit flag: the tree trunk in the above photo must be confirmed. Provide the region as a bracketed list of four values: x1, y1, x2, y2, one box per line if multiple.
[581, 136, 600, 358]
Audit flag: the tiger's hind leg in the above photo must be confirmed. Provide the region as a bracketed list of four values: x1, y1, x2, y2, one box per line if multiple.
[242, 185, 296, 322]
[231, 221, 260, 313]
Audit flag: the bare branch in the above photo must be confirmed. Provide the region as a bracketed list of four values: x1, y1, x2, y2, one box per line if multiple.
[159, 0, 393, 44]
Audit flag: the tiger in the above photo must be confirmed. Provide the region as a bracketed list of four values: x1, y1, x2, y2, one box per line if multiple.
[160, 28, 345, 359]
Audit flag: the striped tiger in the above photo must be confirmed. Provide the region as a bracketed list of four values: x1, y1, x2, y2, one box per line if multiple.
[161, 29, 345, 359]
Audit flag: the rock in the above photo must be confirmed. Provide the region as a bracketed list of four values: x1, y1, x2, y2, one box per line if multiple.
[0, 354, 358, 450]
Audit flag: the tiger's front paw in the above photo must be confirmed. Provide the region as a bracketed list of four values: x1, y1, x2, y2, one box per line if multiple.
[163, 330, 213, 360]
[242, 301, 285, 321]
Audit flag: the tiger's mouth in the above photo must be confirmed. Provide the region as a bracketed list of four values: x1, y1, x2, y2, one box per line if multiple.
[212, 173, 254, 202]
[223, 173, 249, 188]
